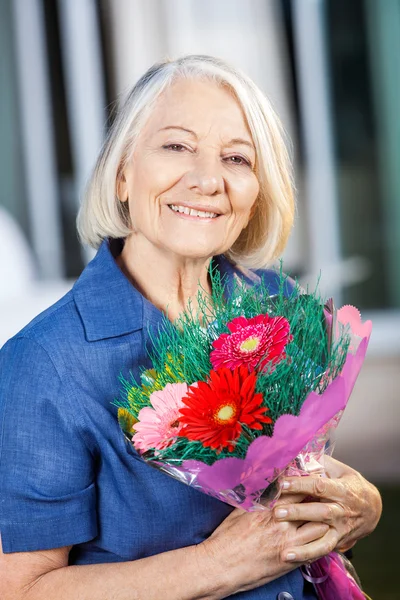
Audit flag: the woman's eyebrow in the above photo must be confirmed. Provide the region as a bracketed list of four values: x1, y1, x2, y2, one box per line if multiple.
[227, 138, 255, 152]
[158, 125, 197, 136]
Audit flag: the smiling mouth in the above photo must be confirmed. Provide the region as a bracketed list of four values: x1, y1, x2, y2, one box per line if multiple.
[168, 204, 219, 219]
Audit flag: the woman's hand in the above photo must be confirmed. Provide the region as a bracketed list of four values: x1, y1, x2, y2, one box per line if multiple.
[274, 456, 382, 563]
[198, 493, 330, 596]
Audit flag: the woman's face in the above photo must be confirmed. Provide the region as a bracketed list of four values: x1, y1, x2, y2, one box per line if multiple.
[119, 78, 260, 261]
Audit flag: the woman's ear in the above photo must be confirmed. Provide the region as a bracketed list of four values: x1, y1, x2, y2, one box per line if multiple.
[117, 170, 129, 203]
[249, 198, 258, 220]
[244, 199, 258, 228]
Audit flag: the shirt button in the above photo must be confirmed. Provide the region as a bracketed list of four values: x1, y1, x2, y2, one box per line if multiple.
[277, 593, 294, 600]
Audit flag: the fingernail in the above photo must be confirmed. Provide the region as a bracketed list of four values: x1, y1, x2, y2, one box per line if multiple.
[276, 508, 288, 518]
[286, 552, 296, 561]
[282, 481, 291, 490]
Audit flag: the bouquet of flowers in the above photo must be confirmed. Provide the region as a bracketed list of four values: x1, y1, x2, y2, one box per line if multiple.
[116, 267, 371, 505]
[115, 267, 372, 599]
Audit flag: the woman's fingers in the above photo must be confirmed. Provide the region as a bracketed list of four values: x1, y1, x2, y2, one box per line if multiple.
[322, 455, 349, 478]
[274, 501, 345, 525]
[282, 527, 339, 563]
[276, 465, 382, 561]
[273, 492, 307, 506]
[292, 522, 330, 546]
[281, 475, 346, 503]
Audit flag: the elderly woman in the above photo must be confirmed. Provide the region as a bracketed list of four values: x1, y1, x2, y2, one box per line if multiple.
[0, 55, 381, 600]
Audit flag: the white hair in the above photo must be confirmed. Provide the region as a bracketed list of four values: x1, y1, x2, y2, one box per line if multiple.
[77, 55, 295, 268]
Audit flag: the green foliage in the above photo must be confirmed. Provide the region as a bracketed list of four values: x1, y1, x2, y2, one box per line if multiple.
[144, 427, 253, 465]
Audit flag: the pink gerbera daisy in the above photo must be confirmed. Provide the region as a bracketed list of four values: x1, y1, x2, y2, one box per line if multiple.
[210, 314, 291, 373]
[132, 382, 188, 452]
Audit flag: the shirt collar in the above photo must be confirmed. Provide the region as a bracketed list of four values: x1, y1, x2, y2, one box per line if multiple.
[73, 239, 262, 342]
[73, 239, 144, 341]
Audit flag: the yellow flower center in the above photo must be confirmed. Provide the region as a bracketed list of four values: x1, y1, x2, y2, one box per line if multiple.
[216, 404, 235, 422]
[240, 336, 260, 353]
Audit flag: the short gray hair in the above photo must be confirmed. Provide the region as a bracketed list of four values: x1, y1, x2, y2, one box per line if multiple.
[77, 55, 295, 268]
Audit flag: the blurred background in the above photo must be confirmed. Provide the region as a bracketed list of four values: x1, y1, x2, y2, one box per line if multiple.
[0, 0, 399, 596]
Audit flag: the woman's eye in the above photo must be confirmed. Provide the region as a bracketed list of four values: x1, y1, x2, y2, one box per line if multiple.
[163, 143, 187, 152]
[225, 155, 251, 167]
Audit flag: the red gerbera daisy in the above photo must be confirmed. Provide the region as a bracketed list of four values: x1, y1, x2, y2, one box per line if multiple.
[179, 366, 272, 452]
[210, 314, 291, 373]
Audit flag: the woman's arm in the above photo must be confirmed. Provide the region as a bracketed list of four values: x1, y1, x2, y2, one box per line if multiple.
[0, 494, 329, 600]
[274, 456, 382, 562]
[0, 539, 224, 600]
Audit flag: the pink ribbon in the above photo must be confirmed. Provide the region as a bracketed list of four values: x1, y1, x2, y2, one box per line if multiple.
[301, 555, 331, 584]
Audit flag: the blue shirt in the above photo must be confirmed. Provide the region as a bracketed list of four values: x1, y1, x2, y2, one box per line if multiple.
[0, 239, 316, 599]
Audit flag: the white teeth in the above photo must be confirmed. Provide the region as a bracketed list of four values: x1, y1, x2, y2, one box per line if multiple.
[169, 205, 218, 219]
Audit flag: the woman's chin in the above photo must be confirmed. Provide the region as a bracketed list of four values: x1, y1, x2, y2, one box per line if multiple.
[161, 240, 220, 262]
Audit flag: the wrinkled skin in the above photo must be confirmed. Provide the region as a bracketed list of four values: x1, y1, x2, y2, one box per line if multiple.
[200, 492, 330, 595]
[199, 456, 381, 595]
[274, 455, 382, 562]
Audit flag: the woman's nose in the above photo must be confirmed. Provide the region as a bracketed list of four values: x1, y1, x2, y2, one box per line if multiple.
[182, 157, 225, 196]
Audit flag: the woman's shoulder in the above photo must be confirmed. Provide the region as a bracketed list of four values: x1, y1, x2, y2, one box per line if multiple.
[252, 266, 297, 297]
[0, 287, 93, 393]
[1, 289, 83, 355]
[217, 255, 296, 298]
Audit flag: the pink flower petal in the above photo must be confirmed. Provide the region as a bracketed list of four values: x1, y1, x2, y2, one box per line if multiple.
[132, 382, 188, 452]
[210, 314, 291, 373]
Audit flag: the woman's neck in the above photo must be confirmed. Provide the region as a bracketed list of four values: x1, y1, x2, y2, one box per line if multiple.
[117, 235, 213, 322]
